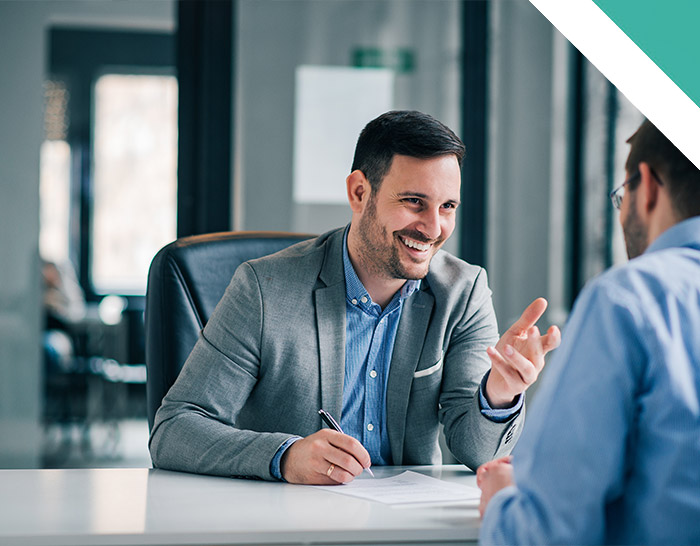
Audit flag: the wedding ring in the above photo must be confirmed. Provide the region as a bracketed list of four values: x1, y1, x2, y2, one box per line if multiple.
[326, 464, 335, 477]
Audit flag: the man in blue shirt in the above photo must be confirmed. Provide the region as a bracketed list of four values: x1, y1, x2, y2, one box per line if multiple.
[150, 111, 560, 484]
[478, 120, 700, 544]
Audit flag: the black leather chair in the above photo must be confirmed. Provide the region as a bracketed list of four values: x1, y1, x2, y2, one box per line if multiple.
[144, 231, 314, 430]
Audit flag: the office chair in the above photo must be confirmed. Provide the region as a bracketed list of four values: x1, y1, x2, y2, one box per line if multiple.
[144, 231, 314, 430]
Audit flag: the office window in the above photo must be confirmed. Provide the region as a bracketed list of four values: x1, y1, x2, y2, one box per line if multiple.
[40, 140, 71, 264]
[92, 74, 178, 294]
[40, 81, 71, 264]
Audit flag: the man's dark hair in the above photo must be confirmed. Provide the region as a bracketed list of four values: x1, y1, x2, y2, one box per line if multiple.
[626, 119, 700, 219]
[351, 110, 465, 191]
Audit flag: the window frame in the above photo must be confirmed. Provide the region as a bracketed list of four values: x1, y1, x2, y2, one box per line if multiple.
[48, 28, 176, 302]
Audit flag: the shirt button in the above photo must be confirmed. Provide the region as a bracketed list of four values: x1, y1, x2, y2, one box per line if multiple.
[361, 296, 368, 303]
[369, 370, 377, 378]
[351, 298, 358, 305]
[367, 423, 374, 431]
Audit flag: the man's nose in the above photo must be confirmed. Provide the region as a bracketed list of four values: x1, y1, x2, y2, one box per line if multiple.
[417, 208, 441, 240]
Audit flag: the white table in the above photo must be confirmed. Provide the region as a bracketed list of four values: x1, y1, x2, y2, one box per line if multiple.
[0, 465, 481, 545]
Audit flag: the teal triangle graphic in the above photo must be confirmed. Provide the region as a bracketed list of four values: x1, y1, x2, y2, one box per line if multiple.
[593, 0, 700, 109]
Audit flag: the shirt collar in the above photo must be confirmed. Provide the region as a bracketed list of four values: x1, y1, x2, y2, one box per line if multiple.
[645, 216, 700, 255]
[342, 226, 421, 309]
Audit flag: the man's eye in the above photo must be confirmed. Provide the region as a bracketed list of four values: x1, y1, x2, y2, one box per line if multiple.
[404, 198, 421, 205]
[442, 203, 456, 210]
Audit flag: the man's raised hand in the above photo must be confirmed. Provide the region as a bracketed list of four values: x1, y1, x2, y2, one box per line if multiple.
[485, 298, 561, 408]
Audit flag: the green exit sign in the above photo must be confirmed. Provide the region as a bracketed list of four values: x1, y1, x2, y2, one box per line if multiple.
[352, 47, 415, 73]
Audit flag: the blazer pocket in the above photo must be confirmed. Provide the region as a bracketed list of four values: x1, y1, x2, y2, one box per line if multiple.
[413, 353, 443, 379]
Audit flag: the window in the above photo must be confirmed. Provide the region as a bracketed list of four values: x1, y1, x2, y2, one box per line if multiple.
[40, 140, 71, 264]
[92, 74, 177, 294]
[47, 28, 176, 299]
[40, 81, 71, 264]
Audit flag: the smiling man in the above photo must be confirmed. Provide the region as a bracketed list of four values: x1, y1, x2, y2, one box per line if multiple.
[150, 110, 559, 484]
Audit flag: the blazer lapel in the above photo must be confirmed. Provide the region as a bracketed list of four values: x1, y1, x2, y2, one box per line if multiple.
[314, 230, 346, 420]
[386, 287, 434, 464]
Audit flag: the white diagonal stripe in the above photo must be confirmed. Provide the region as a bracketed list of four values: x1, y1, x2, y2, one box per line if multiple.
[529, 0, 700, 169]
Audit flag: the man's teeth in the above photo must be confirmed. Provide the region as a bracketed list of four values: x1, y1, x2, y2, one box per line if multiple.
[402, 237, 430, 251]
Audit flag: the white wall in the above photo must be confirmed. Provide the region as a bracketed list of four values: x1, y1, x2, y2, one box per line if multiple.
[0, 0, 173, 468]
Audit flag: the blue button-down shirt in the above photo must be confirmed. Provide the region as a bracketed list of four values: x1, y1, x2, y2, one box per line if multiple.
[340, 231, 420, 465]
[480, 217, 700, 545]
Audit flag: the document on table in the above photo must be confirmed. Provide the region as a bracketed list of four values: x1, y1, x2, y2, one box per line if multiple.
[313, 471, 480, 505]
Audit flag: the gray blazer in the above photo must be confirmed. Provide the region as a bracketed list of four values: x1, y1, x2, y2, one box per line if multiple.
[149, 228, 522, 480]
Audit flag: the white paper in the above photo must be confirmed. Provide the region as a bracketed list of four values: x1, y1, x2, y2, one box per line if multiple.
[293, 65, 394, 204]
[313, 471, 480, 505]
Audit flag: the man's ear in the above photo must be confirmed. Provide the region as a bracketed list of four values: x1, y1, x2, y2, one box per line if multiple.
[346, 170, 372, 214]
[638, 161, 659, 214]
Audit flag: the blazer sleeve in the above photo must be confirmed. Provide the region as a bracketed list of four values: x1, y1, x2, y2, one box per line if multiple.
[438, 268, 524, 469]
[149, 262, 296, 480]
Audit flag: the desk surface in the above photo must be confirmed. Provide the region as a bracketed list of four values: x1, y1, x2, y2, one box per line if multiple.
[1, 465, 480, 545]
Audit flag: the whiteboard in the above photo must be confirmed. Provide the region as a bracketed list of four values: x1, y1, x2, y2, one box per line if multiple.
[293, 65, 394, 204]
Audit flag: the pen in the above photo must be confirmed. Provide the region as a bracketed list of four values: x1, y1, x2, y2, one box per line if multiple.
[318, 409, 375, 478]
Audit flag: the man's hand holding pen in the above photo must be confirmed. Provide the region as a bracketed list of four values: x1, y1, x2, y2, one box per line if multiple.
[280, 428, 372, 484]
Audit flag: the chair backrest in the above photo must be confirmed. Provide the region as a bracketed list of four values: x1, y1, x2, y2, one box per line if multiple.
[145, 231, 314, 430]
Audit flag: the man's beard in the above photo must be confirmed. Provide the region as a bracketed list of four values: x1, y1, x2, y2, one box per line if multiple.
[356, 197, 440, 281]
[623, 191, 649, 259]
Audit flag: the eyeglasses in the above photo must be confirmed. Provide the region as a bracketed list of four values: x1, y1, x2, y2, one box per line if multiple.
[609, 167, 663, 210]
[609, 172, 639, 210]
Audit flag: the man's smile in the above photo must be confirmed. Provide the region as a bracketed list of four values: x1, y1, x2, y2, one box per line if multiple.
[399, 235, 432, 252]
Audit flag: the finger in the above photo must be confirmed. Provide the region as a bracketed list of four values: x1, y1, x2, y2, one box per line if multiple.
[303, 431, 365, 482]
[488, 346, 530, 388]
[504, 345, 539, 383]
[326, 448, 365, 478]
[476, 464, 493, 488]
[477, 456, 513, 488]
[490, 345, 538, 386]
[326, 431, 372, 470]
[523, 327, 546, 369]
[541, 325, 561, 353]
[527, 325, 541, 339]
[492, 457, 513, 469]
[508, 297, 548, 335]
[323, 459, 356, 484]
[490, 455, 513, 466]
[476, 467, 486, 487]
[486, 347, 522, 394]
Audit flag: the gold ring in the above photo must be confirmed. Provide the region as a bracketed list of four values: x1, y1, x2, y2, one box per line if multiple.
[326, 464, 335, 477]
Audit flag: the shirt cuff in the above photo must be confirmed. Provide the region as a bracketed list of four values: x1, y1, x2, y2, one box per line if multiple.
[270, 436, 302, 481]
[479, 370, 524, 423]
